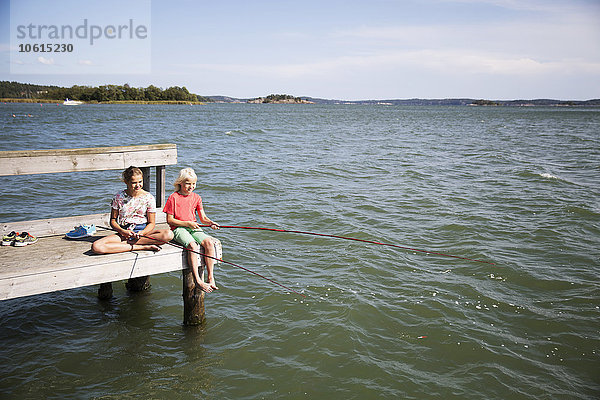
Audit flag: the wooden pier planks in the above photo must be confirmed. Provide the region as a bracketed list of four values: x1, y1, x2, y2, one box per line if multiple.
[0, 224, 186, 301]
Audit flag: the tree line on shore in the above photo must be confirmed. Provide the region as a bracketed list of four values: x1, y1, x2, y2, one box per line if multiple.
[0, 81, 210, 103]
[3, 80, 598, 106]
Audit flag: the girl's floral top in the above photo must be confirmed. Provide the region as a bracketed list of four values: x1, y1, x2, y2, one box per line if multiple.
[111, 190, 157, 225]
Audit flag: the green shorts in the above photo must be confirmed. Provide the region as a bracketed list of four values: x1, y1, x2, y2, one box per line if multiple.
[173, 227, 211, 248]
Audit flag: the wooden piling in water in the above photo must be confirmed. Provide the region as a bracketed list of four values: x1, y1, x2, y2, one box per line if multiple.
[97, 282, 113, 300]
[182, 266, 205, 326]
[126, 276, 151, 292]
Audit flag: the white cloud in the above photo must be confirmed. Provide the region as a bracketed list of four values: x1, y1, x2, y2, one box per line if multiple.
[186, 48, 600, 81]
[324, 14, 600, 87]
[79, 60, 93, 66]
[440, 0, 600, 14]
[333, 19, 599, 58]
[37, 56, 55, 65]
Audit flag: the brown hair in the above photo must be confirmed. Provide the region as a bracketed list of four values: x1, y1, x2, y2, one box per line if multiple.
[122, 166, 143, 183]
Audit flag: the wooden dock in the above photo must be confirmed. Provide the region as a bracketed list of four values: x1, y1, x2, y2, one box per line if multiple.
[0, 217, 185, 301]
[0, 144, 208, 325]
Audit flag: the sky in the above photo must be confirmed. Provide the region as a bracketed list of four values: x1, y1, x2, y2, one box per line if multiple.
[1, 0, 599, 100]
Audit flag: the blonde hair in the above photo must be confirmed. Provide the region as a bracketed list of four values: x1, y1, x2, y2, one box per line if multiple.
[174, 167, 197, 191]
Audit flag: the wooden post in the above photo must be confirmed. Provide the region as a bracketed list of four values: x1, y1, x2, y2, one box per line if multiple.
[156, 165, 166, 209]
[126, 276, 151, 292]
[98, 282, 113, 300]
[183, 269, 205, 326]
[182, 252, 205, 325]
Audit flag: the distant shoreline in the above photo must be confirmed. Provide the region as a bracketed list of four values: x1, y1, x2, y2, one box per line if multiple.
[2, 80, 598, 106]
[2, 81, 599, 106]
[2, 98, 599, 107]
[2, 96, 600, 107]
[0, 99, 206, 105]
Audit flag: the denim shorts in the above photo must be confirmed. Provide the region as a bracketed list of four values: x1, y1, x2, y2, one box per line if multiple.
[120, 223, 147, 233]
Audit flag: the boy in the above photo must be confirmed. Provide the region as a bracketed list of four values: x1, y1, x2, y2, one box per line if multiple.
[163, 168, 220, 293]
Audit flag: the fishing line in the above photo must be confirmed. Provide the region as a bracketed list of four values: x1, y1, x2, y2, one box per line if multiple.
[99, 226, 306, 297]
[201, 225, 495, 265]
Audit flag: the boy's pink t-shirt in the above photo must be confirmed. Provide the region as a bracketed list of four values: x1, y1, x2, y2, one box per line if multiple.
[163, 191, 203, 229]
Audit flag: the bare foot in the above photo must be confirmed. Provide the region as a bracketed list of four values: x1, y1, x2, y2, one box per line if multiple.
[208, 278, 219, 291]
[197, 280, 214, 293]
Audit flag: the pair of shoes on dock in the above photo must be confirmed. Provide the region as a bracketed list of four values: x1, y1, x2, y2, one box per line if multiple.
[65, 224, 96, 239]
[1, 231, 38, 246]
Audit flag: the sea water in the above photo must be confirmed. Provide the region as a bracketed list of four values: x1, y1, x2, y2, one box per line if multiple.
[0, 103, 598, 399]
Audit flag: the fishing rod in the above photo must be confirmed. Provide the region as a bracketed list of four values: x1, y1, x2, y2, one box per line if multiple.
[99, 226, 306, 297]
[201, 225, 495, 265]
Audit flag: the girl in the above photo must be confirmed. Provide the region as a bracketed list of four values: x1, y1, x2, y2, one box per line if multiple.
[92, 166, 174, 254]
[163, 167, 220, 293]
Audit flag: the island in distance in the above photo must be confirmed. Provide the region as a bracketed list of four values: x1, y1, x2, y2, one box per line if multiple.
[246, 94, 314, 104]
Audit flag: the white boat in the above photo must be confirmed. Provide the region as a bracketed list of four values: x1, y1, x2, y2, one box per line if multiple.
[63, 98, 83, 105]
